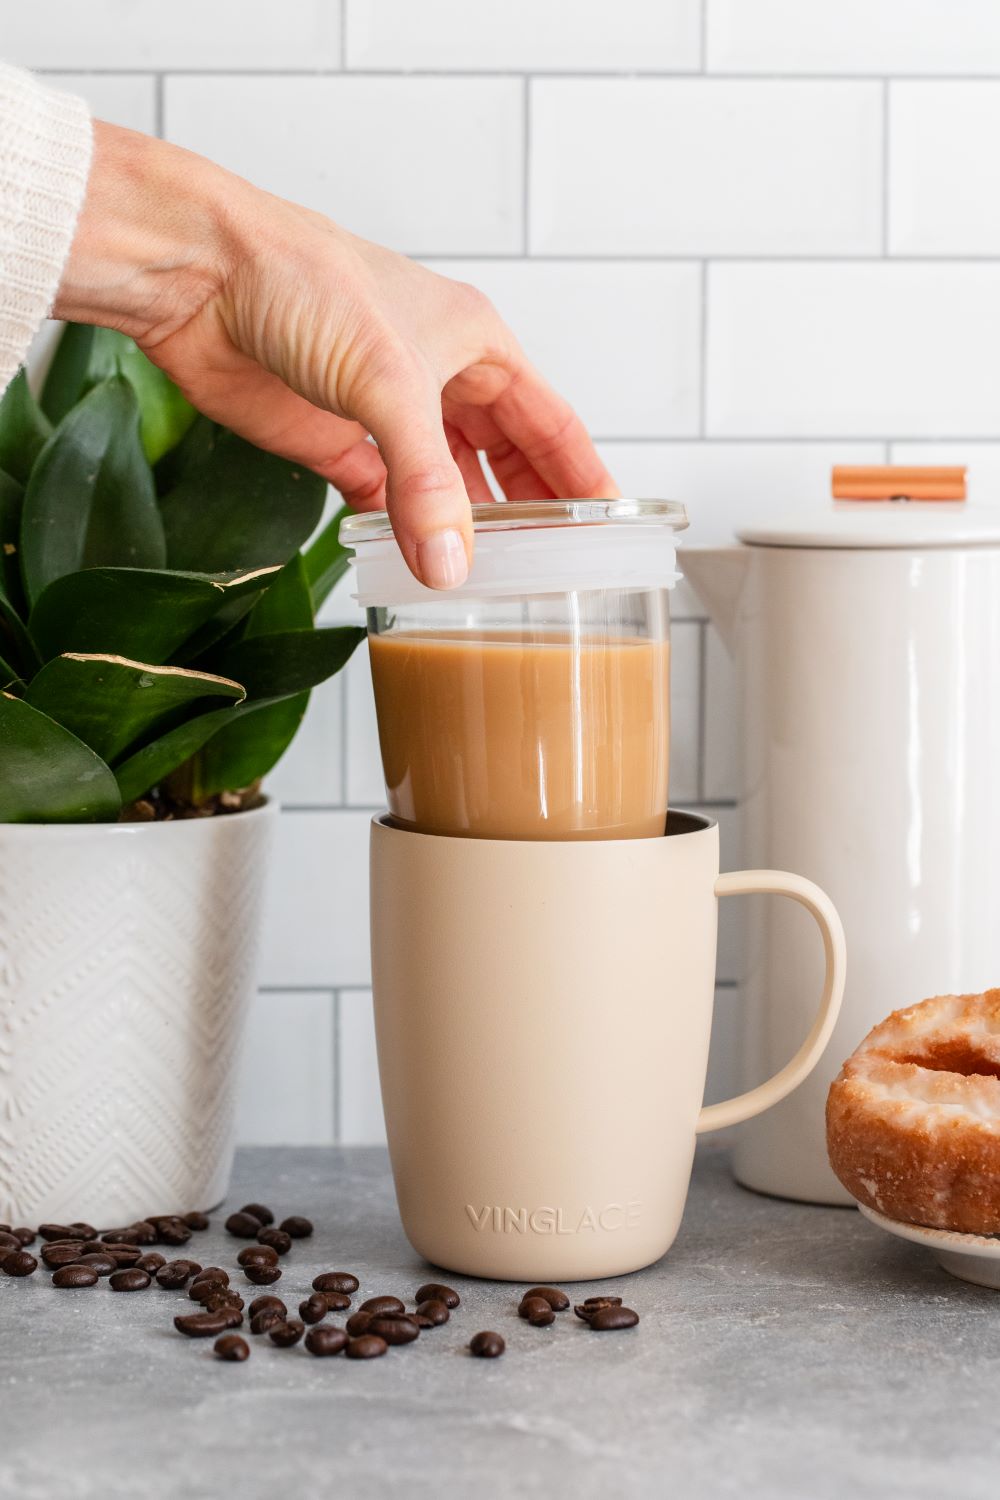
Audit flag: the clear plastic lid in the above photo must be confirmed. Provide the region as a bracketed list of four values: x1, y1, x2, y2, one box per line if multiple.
[341, 499, 688, 605]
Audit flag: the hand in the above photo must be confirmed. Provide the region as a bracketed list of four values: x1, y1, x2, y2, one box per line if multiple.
[56, 122, 617, 588]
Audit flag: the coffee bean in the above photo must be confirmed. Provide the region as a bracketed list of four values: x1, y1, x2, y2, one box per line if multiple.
[174, 1311, 239, 1338]
[587, 1305, 639, 1331]
[76, 1253, 117, 1277]
[256, 1227, 292, 1255]
[414, 1282, 460, 1309]
[411, 1313, 434, 1329]
[414, 1298, 450, 1326]
[469, 1331, 505, 1359]
[299, 1294, 329, 1325]
[13, 1228, 35, 1247]
[126, 1221, 158, 1245]
[523, 1285, 569, 1312]
[312, 1271, 359, 1295]
[225, 1211, 262, 1238]
[39, 1224, 79, 1242]
[154, 1218, 192, 1247]
[237, 1245, 278, 1268]
[244, 1263, 281, 1286]
[200, 1289, 245, 1311]
[0, 1231, 21, 1251]
[52, 1265, 98, 1288]
[248, 1295, 286, 1320]
[136, 1253, 167, 1274]
[346, 1335, 387, 1360]
[250, 1308, 286, 1335]
[214, 1333, 250, 1361]
[182, 1211, 210, 1231]
[69, 1222, 97, 1239]
[519, 1297, 554, 1328]
[240, 1202, 274, 1226]
[320, 1291, 351, 1313]
[156, 1261, 195, 1289]
[109, 1268, 151, 1292]
[189, 1269, 229, 1297]
[360, 1295, 404, 1316]
[346, 1311, 373, 1337]
[278, 1216, 313, 1239]
[368, 1315, 419, 1346]
[574, 1297, 623, 1322]
[268, 1319, 305, 1348]
[2, 1250, 38, 1277]
[101, 1243, 143, 1267]
[41, 1241, 86, 1268]
[305, 1325, 348, 1357]
[196, 1265, 230, 1284]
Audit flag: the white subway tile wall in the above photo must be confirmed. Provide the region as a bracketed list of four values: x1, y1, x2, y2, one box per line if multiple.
[19, 0, 1000, 1135]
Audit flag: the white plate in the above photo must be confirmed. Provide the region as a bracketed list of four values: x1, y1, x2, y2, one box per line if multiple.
[859, 1203, 1000, 1289]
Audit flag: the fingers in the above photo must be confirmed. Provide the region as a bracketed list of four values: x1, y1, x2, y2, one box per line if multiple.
[445, 421, 495, 505]
[356, 369, 472, 589]
[488, 363, 619, 500]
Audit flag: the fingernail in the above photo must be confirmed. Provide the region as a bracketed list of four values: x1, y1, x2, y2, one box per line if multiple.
[416, 529, 469, 590]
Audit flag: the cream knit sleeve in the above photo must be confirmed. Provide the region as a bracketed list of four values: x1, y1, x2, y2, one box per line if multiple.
[0, 63, 92, 395]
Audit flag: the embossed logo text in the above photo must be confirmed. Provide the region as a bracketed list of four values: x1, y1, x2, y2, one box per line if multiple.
[465, 1202, 641, 1235]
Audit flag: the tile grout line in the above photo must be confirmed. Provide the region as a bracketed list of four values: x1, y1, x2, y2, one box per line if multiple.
[36, 67, 1000, 80]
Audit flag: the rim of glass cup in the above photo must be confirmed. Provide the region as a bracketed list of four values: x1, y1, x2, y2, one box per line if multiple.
[340, 498, 689, 543]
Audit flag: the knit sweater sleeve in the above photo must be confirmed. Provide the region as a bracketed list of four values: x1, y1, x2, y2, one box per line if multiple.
[0, 63, 92, 395]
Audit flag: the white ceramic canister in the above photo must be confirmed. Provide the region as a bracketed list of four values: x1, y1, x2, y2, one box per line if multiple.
[684, 503, 1000, 1204]
[0, 802, 275, 1225]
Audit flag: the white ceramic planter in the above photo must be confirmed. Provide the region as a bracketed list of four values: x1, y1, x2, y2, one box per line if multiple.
[0, 801, 276, 1226]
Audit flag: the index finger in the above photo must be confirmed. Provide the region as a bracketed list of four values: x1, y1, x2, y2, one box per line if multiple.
[488, 361, 619, 500]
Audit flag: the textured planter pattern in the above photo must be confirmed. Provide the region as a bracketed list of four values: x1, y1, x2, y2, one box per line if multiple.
[0, 804, 275, 1225]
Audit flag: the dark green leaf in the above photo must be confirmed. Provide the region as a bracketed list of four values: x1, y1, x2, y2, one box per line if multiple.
[0, 653, 21, 690]
[0, 466, 26, 612]
[159, 430, 326, 572]
[41, 324, 196, 462]
[153, 413, 219, 496]
[0, 593, 40, 678]
[0, 370, 52, 485]
[0, 694, 120, 822]
[212, 625, 364, 701]
[183, 694, 307, 800]
[114, 702, 243, 804]
[304, 503, 353, 611]
[29, 564, 280, 663]
[25, 653, 245, 765]
[20, 375, 166, 604]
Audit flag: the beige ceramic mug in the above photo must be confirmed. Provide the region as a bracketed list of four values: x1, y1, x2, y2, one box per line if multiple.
[370, 810, 845, 1281]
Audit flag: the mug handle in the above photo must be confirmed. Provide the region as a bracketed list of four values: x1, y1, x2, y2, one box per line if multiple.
[696, 870, 846, 1134]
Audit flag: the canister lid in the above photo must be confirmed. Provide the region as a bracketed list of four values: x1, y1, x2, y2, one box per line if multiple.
[737, 502, 1000, 550]
[341, 499, 688, 605]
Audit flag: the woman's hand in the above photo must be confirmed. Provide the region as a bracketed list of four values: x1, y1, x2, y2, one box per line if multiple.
[56, 122, 617, 588]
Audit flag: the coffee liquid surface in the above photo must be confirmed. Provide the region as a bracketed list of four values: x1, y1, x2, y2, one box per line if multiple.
[369, 630, 670, 840]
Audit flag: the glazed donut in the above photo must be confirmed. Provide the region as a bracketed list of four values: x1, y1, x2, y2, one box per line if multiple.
[827, 989, 1000, 1233]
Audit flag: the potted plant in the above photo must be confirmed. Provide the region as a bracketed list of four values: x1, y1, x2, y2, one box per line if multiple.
[0, 324, 364, 1226]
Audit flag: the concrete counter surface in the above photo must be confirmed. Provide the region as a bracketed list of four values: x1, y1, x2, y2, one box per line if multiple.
[1, 1141, 995, 1499]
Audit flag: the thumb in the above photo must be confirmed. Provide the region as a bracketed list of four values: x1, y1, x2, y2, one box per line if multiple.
[359, 374, 473, 590]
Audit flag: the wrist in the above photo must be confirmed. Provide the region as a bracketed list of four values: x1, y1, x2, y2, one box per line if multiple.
[54, 121, 236, 341]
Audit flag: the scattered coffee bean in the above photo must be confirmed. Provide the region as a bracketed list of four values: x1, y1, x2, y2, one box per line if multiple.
[312, 1271, 359, 1295]
[13, 1229, 35, 1247]
[587, 1305, 639, 1331]
[469, 1331, 505, 1359]
[411, 1313, 434, 1329]
[109, 1268, 151, 1292]
[69, 1222, 97, 1239]
[76, 1253, 117, 1277]
[523, 1286, 570, 1312]
[574, 1297, 623, 1322]
[214, 1333, 250, 1362]
[182, 1211, 210, 1231]
[240, 1203, 274, 1226]
[156, 1261, 195, 1290]
[153, 1218, 192, 1247]
[190, 1283, 231, 1305]
[189, 1269, 229, 1296]
[126, 1221, 158, 1245]
[39, 1224, 78, 1242]
[225, 1211, 262, 1238]
[200, 1290, 245, 1312]
[305, 1325, 348, 1357]
[41, 1242, 86, 1268]
[174, 1311, 239, 1338]
[136, 1253, 167, 1274]
[52, 1265, 98, 1288]
[0, 1231, 21, 1251]
[248, 1295, 286, 1320]
[346, 1311, 373, 1337]
[244, 1262, 281, 1286]
[299, 1294, 329, 1325]
[101, 1243, 143, 1267]
[250, 1308, 287, 1335]
[2, 1250, 38, 1277]
[345, 1335, 387, 1360]
[519, 1297, 555, 1328]
[360, 1295, 404, 1316]
[414, 1298, 450, 1326]
[414, 1282, 460, 1309]
[320, 1291, 351, 1313]
[237, 1245, 278, 1268]
[278, 1216, 313, 1239]
[256, 1227, 292, 1255]
[368, 1315, 419, 1345]
[268, 1319, 305, 1348]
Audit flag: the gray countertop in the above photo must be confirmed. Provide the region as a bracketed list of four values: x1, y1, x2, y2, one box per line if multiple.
[2, 1141, 996, 1499]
